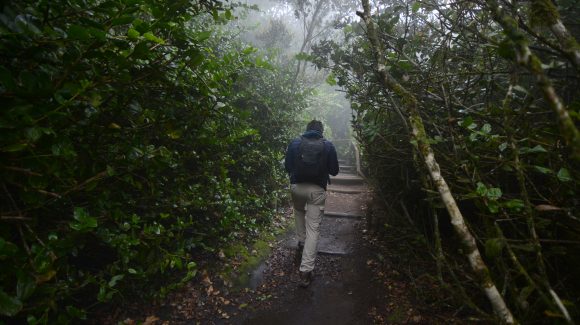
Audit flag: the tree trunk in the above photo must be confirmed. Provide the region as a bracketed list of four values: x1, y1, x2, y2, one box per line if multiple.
[292, 0, 327, 90]
[357, 1, 516, 322]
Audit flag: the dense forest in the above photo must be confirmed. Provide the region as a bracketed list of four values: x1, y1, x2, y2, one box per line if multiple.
[1, 0, 578, 323]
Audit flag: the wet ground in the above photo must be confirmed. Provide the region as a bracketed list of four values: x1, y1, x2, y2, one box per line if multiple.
[241, 180, 373, 324]
[107, 170, 465, 324]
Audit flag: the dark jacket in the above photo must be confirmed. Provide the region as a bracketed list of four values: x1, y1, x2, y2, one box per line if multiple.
[284, 130, 339, 190]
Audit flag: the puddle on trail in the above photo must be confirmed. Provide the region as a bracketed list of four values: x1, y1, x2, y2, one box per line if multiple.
[247, 260, 267, 290]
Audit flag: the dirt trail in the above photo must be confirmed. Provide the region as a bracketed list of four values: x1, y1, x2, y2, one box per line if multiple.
[225, 170, 460, 325]
[240, 173, 370, 323]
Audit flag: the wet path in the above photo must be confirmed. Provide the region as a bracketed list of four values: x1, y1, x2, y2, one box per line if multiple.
[240, 166, 374, 324]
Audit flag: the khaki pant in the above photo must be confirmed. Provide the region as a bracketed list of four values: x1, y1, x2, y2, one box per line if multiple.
[290, 183, 327, 272]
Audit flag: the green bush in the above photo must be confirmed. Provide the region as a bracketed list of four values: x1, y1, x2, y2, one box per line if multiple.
[0, 0, 305, 322]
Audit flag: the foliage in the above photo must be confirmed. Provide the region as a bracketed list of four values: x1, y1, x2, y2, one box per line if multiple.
[0, 0, 306, 322]
[312, 0, 580, 322]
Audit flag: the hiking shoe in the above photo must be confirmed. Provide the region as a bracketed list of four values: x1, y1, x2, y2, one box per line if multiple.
[299, 271, 312, 288]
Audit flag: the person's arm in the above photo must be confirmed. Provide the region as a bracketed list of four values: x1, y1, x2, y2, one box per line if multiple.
[327, 143, 339, 176]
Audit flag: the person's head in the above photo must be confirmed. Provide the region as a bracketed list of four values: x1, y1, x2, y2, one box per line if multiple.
[306, 120, 323, 135]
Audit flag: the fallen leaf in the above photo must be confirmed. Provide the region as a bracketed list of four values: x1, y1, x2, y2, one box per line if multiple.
[535, 204, 563, 211]
[411, 315, 422, 323]
[36, 270, 57, 283]
[143, 315, 160, 325]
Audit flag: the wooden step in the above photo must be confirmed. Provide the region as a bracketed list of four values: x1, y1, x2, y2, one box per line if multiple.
[339, 165, 356, 173]
[327, 186, 366, 194]
[324, 211, 363, 219]
[329, 174, 365, 186]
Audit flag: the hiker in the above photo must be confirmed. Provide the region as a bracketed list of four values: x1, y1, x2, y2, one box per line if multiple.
[284, 120, 339, 288]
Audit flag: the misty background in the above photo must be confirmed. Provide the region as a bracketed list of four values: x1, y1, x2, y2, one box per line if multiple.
[229, 0, 358, 145]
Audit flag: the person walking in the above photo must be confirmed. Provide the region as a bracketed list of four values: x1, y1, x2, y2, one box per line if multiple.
[284, 120, 339, 288]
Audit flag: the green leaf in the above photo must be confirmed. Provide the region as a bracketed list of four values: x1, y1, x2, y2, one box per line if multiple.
[25, 127, 50, 142]
[66, 305, 87, 319]
[499, 142, 508, 152]
[1, 143, 28, 152]
[326, 73, 337, 86]
[0, 66, 16, 91]
[132, 42, 150, 59]
[397, 60, 413, 71]
[88, 27, 107, 41]
[0, 289, 23, 316]
[504, 199, 525, 212]
[533, 165, 553, 174]
[68, 25, 91, 40]
[189, 50, 204, 67]
[242, 47, 257, 55]
[295, 52, 311, 61]
[97, 284, 114, 302]
[519, 145, 548, 154]
[512, 243, 535, 252]
[127, 28, 140, 40]
[481, 123, 492, 134]
[461, 116, 474, 128]
[518, 285, 535, 305]
[412, 2, 421, 13]
[15, 15, 41, 35]
[17, 275, 36, 300]
[70, 207, 98, 231]
[195, 31, 212, 42]
[557, 168, 572, 182]
[111, 16, 134, 26]
[476, 182, 487, 196]
[143, 32, 165, 44]
[497, 39, 516, 60]
[487, 187, 502, 200]
[487, 201, 500, 213]
[485, 238, 504, 258]
[0, 237, 19, 259]
[513, 85, 528, 94]
[108, 275, 124, 287]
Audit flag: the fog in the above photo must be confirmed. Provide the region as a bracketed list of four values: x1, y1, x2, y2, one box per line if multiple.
[229, 0, 358, 145]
